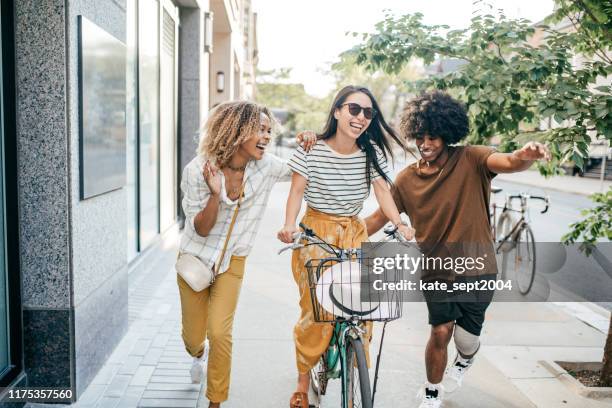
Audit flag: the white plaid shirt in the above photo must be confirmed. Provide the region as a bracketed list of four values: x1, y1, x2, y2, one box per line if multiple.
[179, 153, 291, 275]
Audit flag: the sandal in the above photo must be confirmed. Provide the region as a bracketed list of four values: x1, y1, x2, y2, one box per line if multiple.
[289, 391, 308, 408]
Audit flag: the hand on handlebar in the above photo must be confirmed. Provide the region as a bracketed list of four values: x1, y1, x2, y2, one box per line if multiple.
[397, 224, 416, 241]
[277, 225, 298, 243]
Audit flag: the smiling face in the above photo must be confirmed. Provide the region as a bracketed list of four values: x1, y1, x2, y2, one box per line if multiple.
[415, 134, 447, 163]
[334, 92, 372, 140]
[236, 113, 272, 161]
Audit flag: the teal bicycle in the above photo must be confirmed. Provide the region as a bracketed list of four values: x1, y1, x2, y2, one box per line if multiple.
[279, 223, 407, 408]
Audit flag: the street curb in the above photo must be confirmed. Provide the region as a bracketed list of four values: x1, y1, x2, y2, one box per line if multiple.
[541, 360, 612, 400]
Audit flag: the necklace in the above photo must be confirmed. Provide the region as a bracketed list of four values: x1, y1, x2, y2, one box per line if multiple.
[225, 162, 247, 172]
[417, 154, 449, 182]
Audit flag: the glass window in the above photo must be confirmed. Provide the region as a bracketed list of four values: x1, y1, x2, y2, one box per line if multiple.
[138, 0, 160, 249]
[126, 0, 138, 261]
[0, 0, 10, 374]
[159, 9, 177, 233]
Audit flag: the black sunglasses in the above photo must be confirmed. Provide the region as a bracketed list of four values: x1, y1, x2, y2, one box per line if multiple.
[340, 103, 377, 120]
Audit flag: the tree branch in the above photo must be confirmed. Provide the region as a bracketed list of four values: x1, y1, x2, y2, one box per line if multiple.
[574, 0, 603, 24]
[565, 9, 612, 64]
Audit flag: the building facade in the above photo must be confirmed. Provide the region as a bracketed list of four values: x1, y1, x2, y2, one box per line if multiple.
[0, 0, 257, 403]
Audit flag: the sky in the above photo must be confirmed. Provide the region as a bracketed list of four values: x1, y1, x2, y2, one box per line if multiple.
[252, 0, 555, 97]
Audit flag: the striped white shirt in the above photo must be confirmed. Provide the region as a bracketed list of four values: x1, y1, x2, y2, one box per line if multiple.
[288, 140, 390, 216]
[179, 153, 291, 275]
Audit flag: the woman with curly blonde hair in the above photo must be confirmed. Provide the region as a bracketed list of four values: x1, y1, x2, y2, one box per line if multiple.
[178, 101, 315, 407]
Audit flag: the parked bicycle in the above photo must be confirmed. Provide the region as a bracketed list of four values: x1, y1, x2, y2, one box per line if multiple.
[490, 186, 550, 295]
[279, 222, 411, 408]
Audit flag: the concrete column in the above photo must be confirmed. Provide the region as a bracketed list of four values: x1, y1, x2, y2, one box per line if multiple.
[15, 0, 128, 399]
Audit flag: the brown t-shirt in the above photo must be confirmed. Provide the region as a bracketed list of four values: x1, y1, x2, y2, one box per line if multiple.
[392, 145, 498, 278]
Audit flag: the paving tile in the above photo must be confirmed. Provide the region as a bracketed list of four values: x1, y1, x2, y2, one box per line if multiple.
[115, 386, 145, 408]
[153, 369, 189, 377]
[156, 304, 172, 315]
[158, 357, 192, 364]
[118, 356, 144, 375]
[161, 351, 187, 357]
[138, 399, 197, 408]
[105, 375, 132, 398]
[76, 383, 107, 406]
[141, 347, 164, 366]
[156, 363, 192, 370]
[145, 383, 200, 392]
[151, 333, 170, 348]
[141, 390, 199, 400]
[94, 397, 120, 408]
[91, 364, 121, 385]
[130, 366, 156, 386]
[149, 376, 193, 384]
[130, 339, 153, 357]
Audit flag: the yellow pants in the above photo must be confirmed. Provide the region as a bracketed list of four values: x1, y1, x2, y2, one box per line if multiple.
[292, 207, 372, 373]
[177, 255, 246, 403]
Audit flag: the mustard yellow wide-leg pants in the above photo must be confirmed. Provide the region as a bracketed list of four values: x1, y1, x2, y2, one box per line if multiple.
[292, 207, 372, 374]
[177, 255, 246, 403]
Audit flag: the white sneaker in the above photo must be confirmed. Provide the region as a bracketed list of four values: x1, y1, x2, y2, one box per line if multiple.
[190, 339, 209, 384]
[443, 353, 474, 393]
[416, 383, 443, 408]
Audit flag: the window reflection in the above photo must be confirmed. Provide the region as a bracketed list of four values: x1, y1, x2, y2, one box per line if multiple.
[126, 0, 137, 261]
[138, 0, 160, 249]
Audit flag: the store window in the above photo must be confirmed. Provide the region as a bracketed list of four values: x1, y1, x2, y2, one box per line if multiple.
[0, 0, 9, 376]
[127, 0, 178, 262]
[138, 0, 161, 249]
[126, 0, 138, 261]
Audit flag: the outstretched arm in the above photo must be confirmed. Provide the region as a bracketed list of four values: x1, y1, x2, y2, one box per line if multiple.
[277, 172, 307, 243]
[487, 141, 551, 174]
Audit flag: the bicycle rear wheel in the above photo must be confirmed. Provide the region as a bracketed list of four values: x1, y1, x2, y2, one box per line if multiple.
[506, 224, 536, 295]
[342, 336, 372, 408]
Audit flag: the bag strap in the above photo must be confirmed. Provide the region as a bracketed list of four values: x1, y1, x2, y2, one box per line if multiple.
[213, 182, 245, 275]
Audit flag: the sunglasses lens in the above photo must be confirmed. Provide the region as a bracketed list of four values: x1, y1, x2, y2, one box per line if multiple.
[363, 108, 374, 120]
[347, 103, 361, 116]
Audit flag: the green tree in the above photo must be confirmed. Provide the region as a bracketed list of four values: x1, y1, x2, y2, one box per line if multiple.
[349, 0, 612, 386]
[349, 2, 611, 174]
[255, 68, 329, 134]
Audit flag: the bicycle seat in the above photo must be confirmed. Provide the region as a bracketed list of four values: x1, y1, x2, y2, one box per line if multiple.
[491, 186, 503, 194]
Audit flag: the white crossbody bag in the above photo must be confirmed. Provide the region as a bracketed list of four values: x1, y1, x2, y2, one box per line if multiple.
[176, 185, 244, 292]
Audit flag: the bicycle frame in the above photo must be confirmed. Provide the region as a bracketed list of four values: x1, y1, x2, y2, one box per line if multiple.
[490, 191, 549, 253]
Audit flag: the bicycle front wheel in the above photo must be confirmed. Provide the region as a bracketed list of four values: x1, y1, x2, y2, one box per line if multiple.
[509, 224, 536, 295]
[342, 337, 372, 408]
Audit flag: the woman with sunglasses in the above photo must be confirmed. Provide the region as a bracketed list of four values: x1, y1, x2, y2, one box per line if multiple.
[277, 85, 415, 408]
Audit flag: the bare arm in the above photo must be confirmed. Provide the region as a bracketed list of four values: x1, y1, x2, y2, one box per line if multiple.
[487, 141, 551, 174]
[372, 178, 402, 225]
[277, 172, 307, 243]
[364, 207, 388, 236]
[192, 161, 222, 237]
[193, 194, 220, 237]
[372, 179, 415, 240]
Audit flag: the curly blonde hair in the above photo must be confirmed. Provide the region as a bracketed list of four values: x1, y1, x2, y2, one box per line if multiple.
[197, 101, 274, 167]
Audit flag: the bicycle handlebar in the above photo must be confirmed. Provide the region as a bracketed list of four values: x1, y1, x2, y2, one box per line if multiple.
[278, 222, 413, 255]
[508, 194, 550, 214]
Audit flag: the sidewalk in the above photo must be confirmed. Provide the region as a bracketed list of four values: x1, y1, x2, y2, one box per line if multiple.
[496, 170, 611, 196]
[51, 182, 612, 408]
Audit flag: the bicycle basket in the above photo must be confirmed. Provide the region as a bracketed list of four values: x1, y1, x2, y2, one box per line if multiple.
[306, 257, 403, 323]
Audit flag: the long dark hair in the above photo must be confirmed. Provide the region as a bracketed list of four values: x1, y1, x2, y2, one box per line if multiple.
[319, 85, 405, 186]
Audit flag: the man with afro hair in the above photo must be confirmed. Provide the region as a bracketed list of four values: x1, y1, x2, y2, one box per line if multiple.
[365, 90, 550, 408]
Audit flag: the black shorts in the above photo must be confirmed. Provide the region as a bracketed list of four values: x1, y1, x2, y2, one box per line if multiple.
[426, 300, 490, 336]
